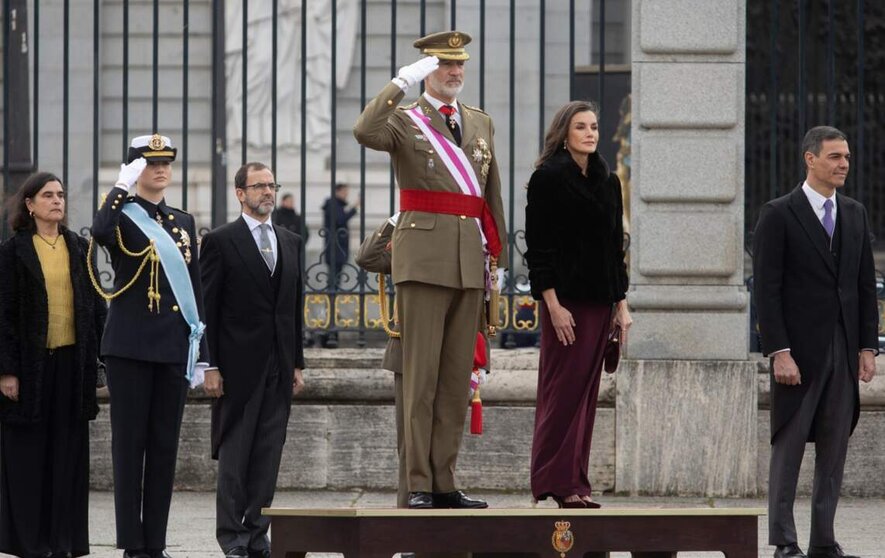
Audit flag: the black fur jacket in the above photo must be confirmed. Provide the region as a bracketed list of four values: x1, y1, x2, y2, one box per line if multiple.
[0, 228, 106, 423]
[525, 149, 629, 303]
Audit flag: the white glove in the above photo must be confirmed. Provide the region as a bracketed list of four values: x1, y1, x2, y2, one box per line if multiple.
[190, 362, 209, 389]
[394, 56, 439, 90]
[115, 157, 147, 191]
[495, 268, 506, 291]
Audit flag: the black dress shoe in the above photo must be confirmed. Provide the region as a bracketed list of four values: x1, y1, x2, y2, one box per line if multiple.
[808, 543, 859, 558]
[123, 551, 151, 558]
[408, 491, 434, 509]
[224, 547, 248, 558]
[432, 490, 489, 509]
[248, 550, 270, 558]
[147, 551, 173, 558]
[774, 544, 807, 558]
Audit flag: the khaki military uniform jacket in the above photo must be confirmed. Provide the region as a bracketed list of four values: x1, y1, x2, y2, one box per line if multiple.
[354, 82, 508, 289]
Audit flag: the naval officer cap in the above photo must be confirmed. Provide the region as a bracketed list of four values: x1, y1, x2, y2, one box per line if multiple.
[127, 133, 178, 164]
[414, 31, 471, 61]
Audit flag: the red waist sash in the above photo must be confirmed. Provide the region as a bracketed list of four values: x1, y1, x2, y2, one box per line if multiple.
[400, 189, 502, 258]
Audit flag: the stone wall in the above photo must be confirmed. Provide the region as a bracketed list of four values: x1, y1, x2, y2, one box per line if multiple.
[88, 349, 885, 497]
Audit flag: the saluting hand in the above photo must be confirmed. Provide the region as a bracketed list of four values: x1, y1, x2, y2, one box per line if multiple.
[396, 56, 439, 89]
[772, 351, 802, 386]
[203, 369, 224, 398]
[0, 375, 19, 401]
[115, 157, 147, 192]
[293, 369, 305, 397]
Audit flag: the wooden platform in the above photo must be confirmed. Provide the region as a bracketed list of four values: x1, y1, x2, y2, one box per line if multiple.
[264, 507, 765, 558]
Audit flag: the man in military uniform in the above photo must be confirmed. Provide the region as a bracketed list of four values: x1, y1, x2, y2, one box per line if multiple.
[354, 31, 507, 509]
[91, 134, 209, 558]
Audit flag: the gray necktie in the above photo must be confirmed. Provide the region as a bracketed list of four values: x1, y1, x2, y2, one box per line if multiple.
[258, 223, 275, 273]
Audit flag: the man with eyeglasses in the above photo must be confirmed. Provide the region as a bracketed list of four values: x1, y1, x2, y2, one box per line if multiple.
[199, 162, 306, 558]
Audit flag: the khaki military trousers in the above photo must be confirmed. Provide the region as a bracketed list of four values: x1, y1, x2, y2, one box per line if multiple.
[397, 281, 484, 493]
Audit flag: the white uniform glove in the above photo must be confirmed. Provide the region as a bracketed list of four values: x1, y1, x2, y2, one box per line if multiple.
[190, 362, 209, 389]
[394, 56, 439, 90]
[115, 157, 147, 191]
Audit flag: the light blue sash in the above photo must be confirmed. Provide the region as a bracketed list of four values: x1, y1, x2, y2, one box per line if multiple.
[122, 203, 205, 382]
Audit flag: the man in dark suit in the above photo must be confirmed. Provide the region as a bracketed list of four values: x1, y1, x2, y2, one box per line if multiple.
[753, 126, 878, 558]
[92, 134, 209, 558]
[199, 162, 305, 558]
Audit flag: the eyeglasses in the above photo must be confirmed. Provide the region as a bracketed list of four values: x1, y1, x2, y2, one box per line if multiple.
[242, 183, 281, 192]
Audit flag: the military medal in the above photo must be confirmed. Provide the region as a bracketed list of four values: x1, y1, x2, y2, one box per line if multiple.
[178, 227, 192, 264]
[475, 137, 492, 180]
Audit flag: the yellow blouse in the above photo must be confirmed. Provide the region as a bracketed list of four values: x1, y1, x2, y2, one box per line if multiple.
[33, 235, 76, 348]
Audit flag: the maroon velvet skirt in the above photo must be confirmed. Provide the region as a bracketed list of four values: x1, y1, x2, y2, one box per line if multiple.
[530, 299, 613, 501]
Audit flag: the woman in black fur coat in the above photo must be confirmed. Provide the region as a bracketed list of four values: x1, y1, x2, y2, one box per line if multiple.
[525, 101, 632, 508]
[0, 172, 106, 558]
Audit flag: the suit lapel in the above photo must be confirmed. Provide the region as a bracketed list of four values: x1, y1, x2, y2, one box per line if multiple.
[274, 227, 298, 307]
[788, 185, 837, 277]
[835, 193, 860, 284]
[231, 217, 273, 297]
[418, 96, 459, 146]
[15, 233, 46, 287]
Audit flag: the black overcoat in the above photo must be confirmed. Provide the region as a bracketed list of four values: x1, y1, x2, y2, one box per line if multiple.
[0, 228, 106, 423]
[525, 149, 628, 303]
[753, 185, 879, 441]
[199, 217, 305, 459]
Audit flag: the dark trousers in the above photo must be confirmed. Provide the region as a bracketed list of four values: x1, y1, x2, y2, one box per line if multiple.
[105, 357, 188, 551]
[0, 347, 90, 558]
[216, 361, 290, 553]
[768, 328, 854, 547]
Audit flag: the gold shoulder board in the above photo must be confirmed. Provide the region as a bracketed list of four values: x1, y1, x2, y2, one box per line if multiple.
[462, 103, 488, 115]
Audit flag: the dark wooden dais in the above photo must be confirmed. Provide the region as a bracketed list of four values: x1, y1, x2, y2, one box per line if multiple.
[263, 507, 764, 558]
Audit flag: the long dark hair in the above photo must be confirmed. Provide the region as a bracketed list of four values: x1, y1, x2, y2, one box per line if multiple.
[6, 171, 66, 232]
[535, 100, 600, 168]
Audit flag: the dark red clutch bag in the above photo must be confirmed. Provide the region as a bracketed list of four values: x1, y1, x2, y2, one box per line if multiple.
[603, 326, 621, 373]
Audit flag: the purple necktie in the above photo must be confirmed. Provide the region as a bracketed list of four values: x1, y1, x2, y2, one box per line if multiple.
[823, 198, 835, 238]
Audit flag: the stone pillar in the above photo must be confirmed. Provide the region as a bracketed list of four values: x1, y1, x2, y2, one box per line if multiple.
[618, 0, 757, 496]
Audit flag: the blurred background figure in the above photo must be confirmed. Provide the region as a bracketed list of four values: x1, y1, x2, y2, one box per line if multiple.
[321, 182, 358, 290]
[0, 172, 106, 558]
[271, 193, 308, 242]
[318, 183, 359, 349]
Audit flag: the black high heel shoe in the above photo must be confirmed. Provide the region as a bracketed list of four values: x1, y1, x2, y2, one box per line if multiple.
[552, 495, 587, 508]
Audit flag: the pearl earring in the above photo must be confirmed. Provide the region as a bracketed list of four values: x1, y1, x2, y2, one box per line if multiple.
[562, 139, 567, 150]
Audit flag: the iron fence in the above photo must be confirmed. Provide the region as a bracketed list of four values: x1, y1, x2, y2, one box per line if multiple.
[745, 0, 885, 244]
[1, 0, 629, 347]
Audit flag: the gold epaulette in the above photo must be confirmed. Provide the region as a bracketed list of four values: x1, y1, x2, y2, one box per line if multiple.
[398, 101, 419, 110]
[462, 103, 488, 115]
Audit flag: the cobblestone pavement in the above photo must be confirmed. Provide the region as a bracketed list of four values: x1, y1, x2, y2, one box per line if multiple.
[60, 491, 884, 558]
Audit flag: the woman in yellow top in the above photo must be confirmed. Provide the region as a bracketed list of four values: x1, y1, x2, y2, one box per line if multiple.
[0, 172, 107, 558]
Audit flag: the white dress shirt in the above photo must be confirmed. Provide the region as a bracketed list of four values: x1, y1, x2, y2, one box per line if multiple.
[242, 212, 278, 272]
[801, 181, 837, 227]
